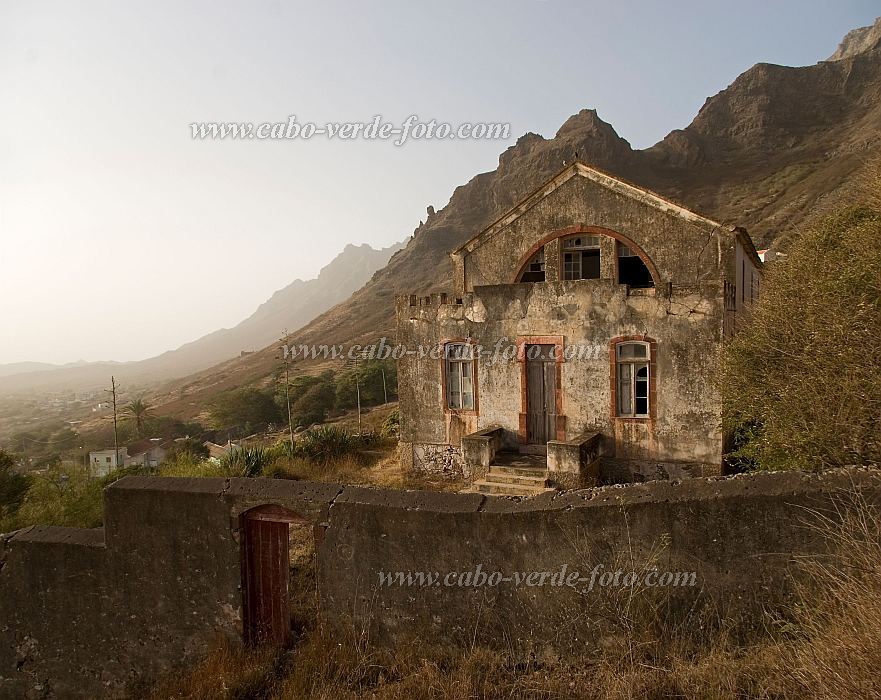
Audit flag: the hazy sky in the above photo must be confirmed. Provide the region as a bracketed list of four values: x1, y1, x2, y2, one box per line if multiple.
[1, 1, 878, 365]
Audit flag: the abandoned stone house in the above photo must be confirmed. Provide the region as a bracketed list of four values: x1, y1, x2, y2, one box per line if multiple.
[396, 162, 762, 493]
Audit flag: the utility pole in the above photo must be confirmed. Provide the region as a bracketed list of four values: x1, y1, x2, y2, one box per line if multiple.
[284, 358, 294, 452]
[106, 376, 120, 470]
[356, 378, 362, 434]
[381, 369, 388, 405]
[279, 330, 295, 452]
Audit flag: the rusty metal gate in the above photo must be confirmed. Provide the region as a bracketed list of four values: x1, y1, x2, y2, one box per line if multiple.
[241, 505, 303, 647]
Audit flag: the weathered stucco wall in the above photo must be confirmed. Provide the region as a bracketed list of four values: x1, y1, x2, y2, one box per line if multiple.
[396, 278, 724, 478]
[0, 478, 342, 699]
[1, 470, 879, 697]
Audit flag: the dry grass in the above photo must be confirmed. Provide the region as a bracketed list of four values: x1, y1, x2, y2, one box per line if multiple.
[267, 442, 467, 493]
[772, 491, 881, 698]
[146, 639, 285, 699]
[148, 629, 784, 700]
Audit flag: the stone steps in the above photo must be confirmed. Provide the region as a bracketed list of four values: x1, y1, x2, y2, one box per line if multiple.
[483, 472, 549, 486]
[488, 465, 551, 478]
[469, 463, 556, 497]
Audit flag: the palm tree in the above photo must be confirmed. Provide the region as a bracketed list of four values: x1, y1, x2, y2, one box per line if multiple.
[124, 398, 153, 438]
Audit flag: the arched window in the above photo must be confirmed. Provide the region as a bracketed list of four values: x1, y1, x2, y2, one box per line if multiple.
[617, 243, 654, 288]
[615, 342, 650, 417]
[518, 247, 545, 283]
[562, 235, 601, 280]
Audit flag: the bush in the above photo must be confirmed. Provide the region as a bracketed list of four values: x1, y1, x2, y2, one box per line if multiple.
[3, 465, 105, 531]
[334, 359, 396, 410]
[165, 438, 210, 462]
[722, 206, 881, 470]
[294, 426, 362, 466]
[381, 409, 400, 439]
[291, 382, 336, 426]
[219, 446, 282, 477]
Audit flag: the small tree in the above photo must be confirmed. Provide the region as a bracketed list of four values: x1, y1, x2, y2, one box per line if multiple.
[292, 382, 336, 426]
[165, 438, 209, 462]
[334, 359, 396, 410]
[210, 388, 283, 434]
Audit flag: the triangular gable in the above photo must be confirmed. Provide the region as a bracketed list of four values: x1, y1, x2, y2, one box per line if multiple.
[453, 161, 731, 257]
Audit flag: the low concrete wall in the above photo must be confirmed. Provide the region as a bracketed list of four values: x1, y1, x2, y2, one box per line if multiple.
[1, 469, 880, 697]
[546, 430, 604, 487]
[461, 426, 504, 479]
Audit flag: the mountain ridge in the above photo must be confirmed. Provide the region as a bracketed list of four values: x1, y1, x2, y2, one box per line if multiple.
[0, 241, 402, 394]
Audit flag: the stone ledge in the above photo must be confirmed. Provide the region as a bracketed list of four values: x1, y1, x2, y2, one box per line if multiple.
[335, 485, 485, 513]
[9, 525, 105, 547]
[107, 475, 229, 494]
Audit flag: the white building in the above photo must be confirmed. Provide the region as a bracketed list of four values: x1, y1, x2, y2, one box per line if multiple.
[88, 448, 128, 478]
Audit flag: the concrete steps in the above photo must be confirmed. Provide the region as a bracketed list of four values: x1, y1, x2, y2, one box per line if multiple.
[469, 462, 556, 497]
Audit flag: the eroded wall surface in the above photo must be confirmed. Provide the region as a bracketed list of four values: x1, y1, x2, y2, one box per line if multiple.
[396, 279, 724, 478]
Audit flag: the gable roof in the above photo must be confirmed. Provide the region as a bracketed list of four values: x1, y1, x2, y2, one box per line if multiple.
[453, 161, 735, 257]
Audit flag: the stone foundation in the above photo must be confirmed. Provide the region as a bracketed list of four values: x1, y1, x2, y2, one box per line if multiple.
[411, 443, 465, 478]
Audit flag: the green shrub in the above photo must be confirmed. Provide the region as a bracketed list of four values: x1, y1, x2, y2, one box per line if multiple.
[291, 382, 336, 426]
[219, 446, 281, 477]
[210, 388, 283, 434]
[3, 466, 105, 531]
[334, 359, 396, 410]
[164, 438, 210, 462]
[381, 409, 400, 438]
[295, 426, 361, 466]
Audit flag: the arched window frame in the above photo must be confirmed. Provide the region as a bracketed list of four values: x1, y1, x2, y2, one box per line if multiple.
[511, 225, 659, 289]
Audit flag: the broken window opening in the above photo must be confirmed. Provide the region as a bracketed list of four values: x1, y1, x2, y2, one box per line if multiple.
[616, 342, 650, 417]
[445, 343, 475, 410]
[617, 244, 654, 288]
[518, 247, 546, 283]
[562, 235, 601, 280]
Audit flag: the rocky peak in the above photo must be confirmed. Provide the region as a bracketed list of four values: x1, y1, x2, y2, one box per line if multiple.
[552, 108, 634, 164]
[828, 16, 881, 61]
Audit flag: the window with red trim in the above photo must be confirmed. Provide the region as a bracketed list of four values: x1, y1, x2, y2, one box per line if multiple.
[445, 343, 475, 410]
[616, 341, 650, 417]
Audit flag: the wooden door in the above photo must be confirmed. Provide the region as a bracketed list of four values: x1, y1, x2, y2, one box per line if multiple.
[242, 514, 290, 646]
[526, 344, 557, 445]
